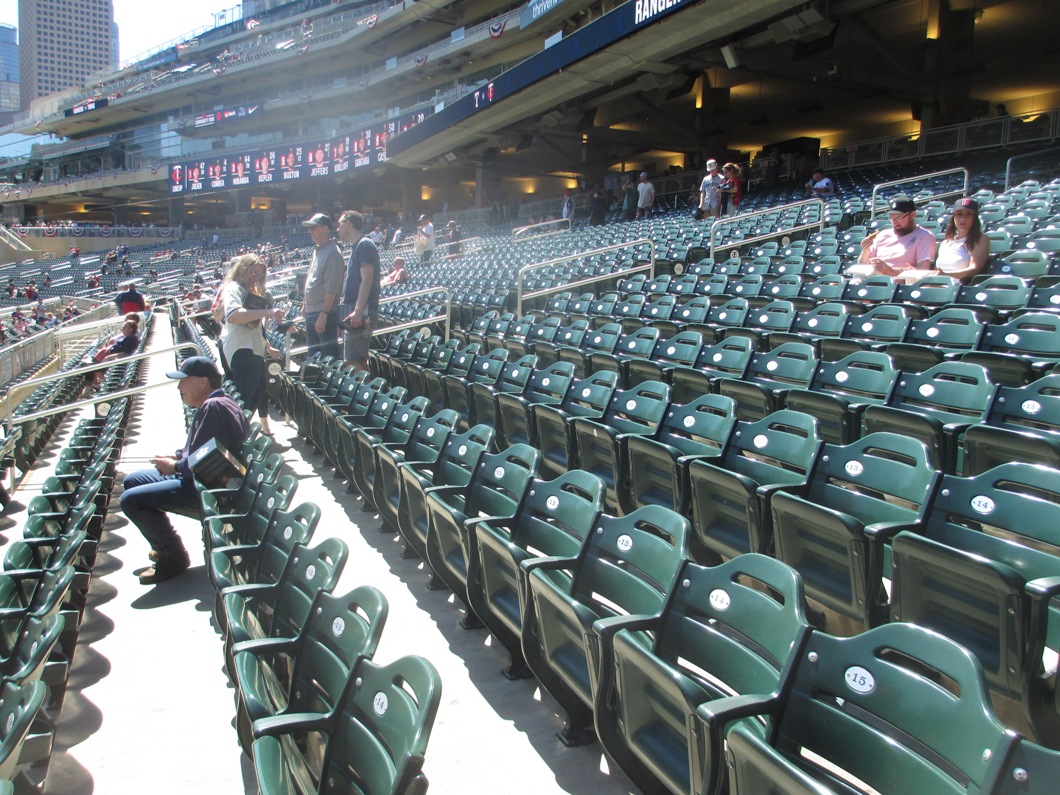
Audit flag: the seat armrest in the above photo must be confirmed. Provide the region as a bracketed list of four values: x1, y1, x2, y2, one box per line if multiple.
[864, 521, 920, 541]
[519, 554, 578, 578]
[252, 712, 332, 739]
[231, 636, 298, 658]
[219, 581, 274, 599]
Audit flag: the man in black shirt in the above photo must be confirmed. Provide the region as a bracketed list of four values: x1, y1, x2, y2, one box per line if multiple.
[120, 357, 250, 584]
[338, 210, 380, 372]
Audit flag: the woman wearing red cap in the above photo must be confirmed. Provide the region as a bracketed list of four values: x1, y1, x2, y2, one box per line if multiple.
[936, 198, 989, 282]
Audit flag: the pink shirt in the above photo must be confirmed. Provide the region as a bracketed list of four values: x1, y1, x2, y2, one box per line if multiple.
[868, 226, 937, 270]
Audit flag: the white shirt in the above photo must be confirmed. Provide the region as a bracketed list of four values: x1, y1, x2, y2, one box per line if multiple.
[936, 237, 971, 274]
[810, 177, 835, 195]
[637, 181, 655, 208]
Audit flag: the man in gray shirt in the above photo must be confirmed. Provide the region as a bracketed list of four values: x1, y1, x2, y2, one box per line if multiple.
[301, 212, 344, 359]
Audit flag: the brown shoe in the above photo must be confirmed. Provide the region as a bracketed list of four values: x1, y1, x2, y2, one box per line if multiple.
[139, 548, 191, 585]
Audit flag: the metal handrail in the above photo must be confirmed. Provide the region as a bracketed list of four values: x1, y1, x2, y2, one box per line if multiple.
[283, 286, 451, 365]
[709, 198, 826, 256]
[512, 218, 572, 243]
[1005, 146, 1060, 192]
[9, 379, 180, 425]
[870, 167, 969, 218]
[515, 239, 656, 317]
[6, 342, 202, 396]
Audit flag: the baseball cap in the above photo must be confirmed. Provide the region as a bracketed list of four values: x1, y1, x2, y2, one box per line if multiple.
[640, 171, 648, 178]
[952, 197, 980, 213]
[166, 356, 221, 380]
[301, 212, 333, 229]
[706, 159, 717, 168]
[889, 199, 917, 214]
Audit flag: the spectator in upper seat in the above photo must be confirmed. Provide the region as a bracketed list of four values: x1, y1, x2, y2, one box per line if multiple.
[935, 198, 989, 283]
[857, 199, 937, 282]
[380, 256, 410, 286]
[84, 318, 141, 389]
[805, 168, 835, 196]
[115, 281, 146, 313]
[561, 190, 574, 221]
[444, 220, 462, 258]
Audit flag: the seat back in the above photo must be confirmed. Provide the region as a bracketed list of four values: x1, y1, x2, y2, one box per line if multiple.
[318, 655, 442, 795]
[894, 274, 961, 308]
[603, 555, 811, 795]
[283, 585, 390, 718]
[725, 624, 1017, 795]
[964, 373, 1060, 472]
[706, 297, 750, 329]
[429, 424, 496, 490]
[397, 409, 460, 468]
[555, 370, 619, 417]
[463, 443, 541, 522]
[0, 681, 47, 781]
[568, 505, 690, 619]
[956, 275, 1032, 311]
[979, 311, 1060, 357]
[891, 462, 1060, 703]
[596, 380, 671, 436]
[842, 274, 898, 304]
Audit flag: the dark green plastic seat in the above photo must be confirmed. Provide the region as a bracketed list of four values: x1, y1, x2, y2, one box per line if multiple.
[962, 373, 1060, 474]
[589, 327, 661, 385]
[559, 322, 621, 378]
[884, 306, 987, 372]
[467, 354, 538, 435]
[770, 432, 939, 630]
[717, 342, 818, 423]
[955, 274, 1032, 319]
[467, 470, 606, 679]
[723, 300, 797, 350]
[531, 370, 618, 480]
[203, 473, 299, 553]
[622, 393, 737, 516]
[0, 613, 64, 692]
[862, 361, 997, 473]
[424, 443, 539, 618]
[199, 453, 285, 524]
[421, 343, 479, 411]
[570, 380, 671, 512]
[766, 301, 852, 350]
[889, 462, 1060, 746]
[785, 350, 899, 444]
[0, 682, 48, 785]
[667, 336, 754, 404]
[718, 623, 1018, 795]
[992, 739, 1060, 795]
[840, 273, 898, 306]
[534, 319, 589, 369]
[893, 274, 961, 310]
[396, 424, 494, 567]
[520, 505, 690, 745]
[209, 502, 321, 596]
[623, 331, 704, 387]
[349, 396, 431, 507]
[594, 554, 810, 795]
[687, 409, 820, 562]
[442, 348, 508, 431]
[232, 585, 388, 753]
[495, 361, 575, 449]
[334, 386, 406, 485]
[820, 302, 913, 361]
[374, 409, 460, 535]
[960, 311, 1060, 386]
[221, 538, 348, 671]
[252, 655, 441, 795]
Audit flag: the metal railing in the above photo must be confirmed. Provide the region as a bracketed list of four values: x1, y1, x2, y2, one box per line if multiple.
[512, 218, 572, 243]
[1005, 146, 1060, 192]
[283, 286, 451, 365]
[515, 239, 655, 317]
[869, 167, 969, 218]
[7, 342, 203, 425]
[709, 198, 825, 257]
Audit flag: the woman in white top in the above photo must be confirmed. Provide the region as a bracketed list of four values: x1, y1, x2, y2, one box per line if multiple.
[936, 198, 989, 282]
[219, 254, 284, 432]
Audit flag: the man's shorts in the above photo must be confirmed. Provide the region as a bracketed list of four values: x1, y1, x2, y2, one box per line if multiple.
[344, 313, 376, 363]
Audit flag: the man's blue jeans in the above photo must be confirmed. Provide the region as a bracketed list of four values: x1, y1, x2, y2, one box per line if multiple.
[119, 469, 200, 553]
[305, 310, 341, 360]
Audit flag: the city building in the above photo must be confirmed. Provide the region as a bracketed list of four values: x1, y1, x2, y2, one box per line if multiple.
[17, 0, 115, 111]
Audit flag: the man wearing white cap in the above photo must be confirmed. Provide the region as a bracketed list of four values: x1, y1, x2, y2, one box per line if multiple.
[636, 172, 655, 219]
[699, 159, 724, 218]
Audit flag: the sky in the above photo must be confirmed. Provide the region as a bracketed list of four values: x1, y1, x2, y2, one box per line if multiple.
[0, 0, 239, 65]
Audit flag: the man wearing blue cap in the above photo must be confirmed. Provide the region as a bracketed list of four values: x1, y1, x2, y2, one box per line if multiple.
[120, 356, 250, 585]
